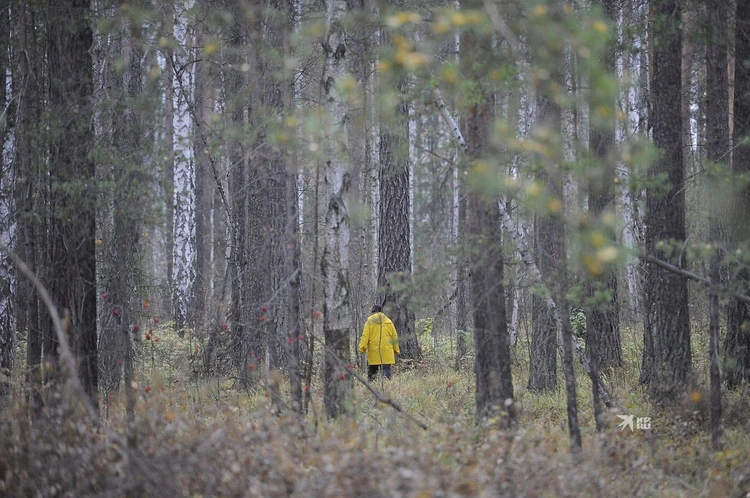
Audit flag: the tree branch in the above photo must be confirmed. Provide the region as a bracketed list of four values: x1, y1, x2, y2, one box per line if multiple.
[0, 241, 182, 495]
[433, 96, 617, 409]
[311, 334, 429, 430]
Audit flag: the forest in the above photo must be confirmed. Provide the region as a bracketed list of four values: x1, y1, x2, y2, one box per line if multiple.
[1, 0, 750, 495]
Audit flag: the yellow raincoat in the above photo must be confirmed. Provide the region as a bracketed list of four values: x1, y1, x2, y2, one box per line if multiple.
[359, 312, 399, 365]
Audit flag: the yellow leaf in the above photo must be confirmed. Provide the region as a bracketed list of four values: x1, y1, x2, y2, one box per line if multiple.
[532, 6, 548, 18]
[546, 198, 562, 214]
[590, 231, 606, 249]
[596, 246, 618, 263]
[204, 41, 219, 55]
[433, 18, 451, 35]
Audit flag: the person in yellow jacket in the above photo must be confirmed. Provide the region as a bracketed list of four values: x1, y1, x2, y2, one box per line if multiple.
[359, 304, 400, 381]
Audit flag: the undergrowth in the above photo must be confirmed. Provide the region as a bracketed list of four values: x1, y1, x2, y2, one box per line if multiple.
[1, 324, 750, 497]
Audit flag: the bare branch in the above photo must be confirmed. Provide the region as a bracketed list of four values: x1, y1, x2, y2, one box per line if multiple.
[311, 334, 429, 430]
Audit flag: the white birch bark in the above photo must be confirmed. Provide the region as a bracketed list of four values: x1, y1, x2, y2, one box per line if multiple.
[321, 0, 352, 418]
[172, 3, 196, 325]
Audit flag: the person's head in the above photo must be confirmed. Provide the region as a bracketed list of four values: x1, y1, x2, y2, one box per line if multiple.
[370, 304, 382, 314]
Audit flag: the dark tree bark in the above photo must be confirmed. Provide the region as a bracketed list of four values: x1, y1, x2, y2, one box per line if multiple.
[726, 0, 750, 389]
[286, 172, 303, 415]
[461, 9, 514, 427]
[585, 0, 622, 432]
[640, 0, 692, 401]
[378, 62, 421, 362]
[47, 0, 99, 412]
[705, 0, 730, 449]
[527, 72, 562, 395]
[261, 0, 293, 411]
[587, 0, 622, 375]
[99, 5, 146, 418]
[13, 0, 44, 410]
[225, 2, 269, 389]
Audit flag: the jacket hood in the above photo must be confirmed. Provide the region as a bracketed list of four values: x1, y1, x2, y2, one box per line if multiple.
[368, 312, 392, 326]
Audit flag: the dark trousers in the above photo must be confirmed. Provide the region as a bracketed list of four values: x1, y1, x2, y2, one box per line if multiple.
[368, 364, 392, 381]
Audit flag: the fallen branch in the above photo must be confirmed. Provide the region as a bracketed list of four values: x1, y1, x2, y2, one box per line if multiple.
[311, 334, 429, 430]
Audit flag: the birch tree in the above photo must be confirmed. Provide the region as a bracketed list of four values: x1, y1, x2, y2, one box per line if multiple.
[322, 0, 353, 419]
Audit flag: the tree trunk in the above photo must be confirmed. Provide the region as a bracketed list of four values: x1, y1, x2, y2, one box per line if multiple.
[726, 0, 750, 389]
[322, 0, 353, 419]
[192, 18, 214, 370]
[223, 2, 269, 389]
[12, 1, 43, 409]
[99, 5, 146, 411]
[528, 80, 562, 394]
[460, 7, 514, 427]
[378, 59, 420, 362]
[585, 0, 621, 431]
[587, 0, 622, 373]
[262, 0, 292, 409]
[705, 0, 730, 449]
[640, 0, 691, 401]
[162, 3, 176, 321]
[0, 0, 12, 399]
[47, 0, 99, 412]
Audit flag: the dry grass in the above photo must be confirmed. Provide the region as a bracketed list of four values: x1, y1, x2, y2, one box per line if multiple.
[1, 326, 750, 497]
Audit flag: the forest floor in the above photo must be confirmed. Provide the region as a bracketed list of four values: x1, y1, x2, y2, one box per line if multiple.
[2, 324, 750, 497]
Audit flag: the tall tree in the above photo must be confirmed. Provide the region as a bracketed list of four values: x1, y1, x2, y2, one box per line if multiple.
[460, 2, 514, 426]
[726, 0, 750, 388]
[224, 1, 269, 388]
[377, 28, 421, 362]
[99, 2, 147, 419]
[705, 0, 729, 448]
[587, 0, 622, 372]
[640, 0, 691, 400]
[13, 0, 44, 409]
[191, 13, 215, 369]
[162, 2, 176, 320]
[527, 26, 564, 395]
[585, 0, 622, 432]
[47, 0, 99, 411]
[322, 0, 353, 419]
[0, 0, 12, 399]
